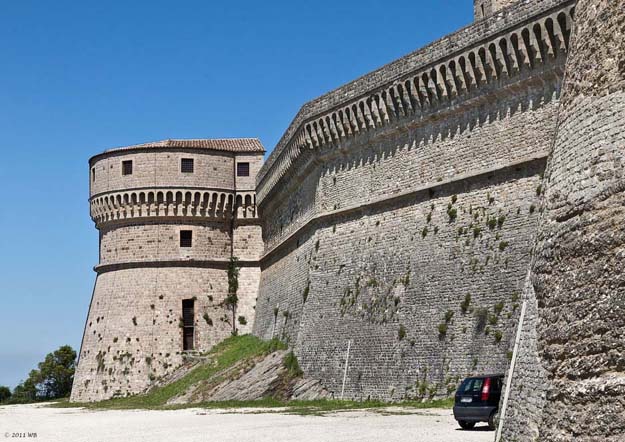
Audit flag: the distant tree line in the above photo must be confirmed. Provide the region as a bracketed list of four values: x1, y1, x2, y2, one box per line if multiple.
[0, 345, 76, 404]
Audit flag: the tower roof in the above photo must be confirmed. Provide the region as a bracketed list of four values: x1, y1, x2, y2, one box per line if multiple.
[91, 138, 265, 162]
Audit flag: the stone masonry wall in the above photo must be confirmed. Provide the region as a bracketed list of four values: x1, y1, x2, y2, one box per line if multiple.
[90, 149, 235, 195]
[296, 166, 544, 400]
[260, 80, 562, 255]
[254, 73, 560, 399]
[502, 1, 625, 440]
[253, 0, 576, 401]
[499, 275, 548, 441]
[99, 221, 231, 265]
[70, 267, 237, 402]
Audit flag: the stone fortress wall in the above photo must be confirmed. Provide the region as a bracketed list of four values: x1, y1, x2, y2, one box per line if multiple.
[252, 0, 576, 401]
[501, 0, 625, 440]
[71, 139, 264, 402]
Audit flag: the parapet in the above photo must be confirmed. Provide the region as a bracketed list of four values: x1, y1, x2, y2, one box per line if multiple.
[256, 0, 574, 205]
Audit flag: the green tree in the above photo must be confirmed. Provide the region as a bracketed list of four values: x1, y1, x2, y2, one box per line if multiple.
[10, 375, 38, 403]
[36, 345, 76, 399]
[9, 345, 76, 403]
[0, 385, 11, 403]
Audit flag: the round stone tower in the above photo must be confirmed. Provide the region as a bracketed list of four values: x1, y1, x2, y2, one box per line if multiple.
[71, 138, 265, 402]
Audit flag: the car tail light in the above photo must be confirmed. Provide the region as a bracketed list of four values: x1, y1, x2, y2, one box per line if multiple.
[481, 377, 491, 401]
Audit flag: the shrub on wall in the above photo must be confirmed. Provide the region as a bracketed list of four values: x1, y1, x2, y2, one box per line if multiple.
[398, 325, 407, 341]
[460, 294, 472, 313]
[225, 256, 240, 335]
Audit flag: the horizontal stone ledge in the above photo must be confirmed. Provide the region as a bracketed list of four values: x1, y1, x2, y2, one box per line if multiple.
[94, 258, 261, 274]
[93, 213, 262, 228]
[90, 185, 238, 201]
[260, 154, 548, 262]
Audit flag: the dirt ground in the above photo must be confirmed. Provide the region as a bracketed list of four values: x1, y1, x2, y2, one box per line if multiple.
[0, 403, 494, 442]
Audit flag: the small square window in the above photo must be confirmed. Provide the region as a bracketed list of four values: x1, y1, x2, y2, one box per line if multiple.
[237, 162, 250, 177]
[122, 160, 133, 176]
[180, 230, 193, 248]
[181, 158, 194, 173]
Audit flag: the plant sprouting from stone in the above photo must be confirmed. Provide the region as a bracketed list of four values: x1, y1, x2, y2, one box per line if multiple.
[460, 294, 471, 313]
[438, 323, 448, 337]
[447, 206, 457, 222]
[494, 302, 504, 315]
[283, 351, 303, 378]
[398, 324, 407, 341]
[225, 256, 240, 335]
[473, 226, 482, 238]
[494, 330, 503, 343]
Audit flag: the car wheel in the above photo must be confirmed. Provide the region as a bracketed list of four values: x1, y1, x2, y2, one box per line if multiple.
[458, 420, 475, 430]
[488, 410, 499, 431]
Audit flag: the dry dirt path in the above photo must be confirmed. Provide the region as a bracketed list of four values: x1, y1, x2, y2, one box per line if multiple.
[0, 403, 494, 442]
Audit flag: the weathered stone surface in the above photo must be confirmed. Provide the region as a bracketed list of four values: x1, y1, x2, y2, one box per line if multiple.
[167, 350, 330, 404]
[502, 0, 625, 440]
[253, 1, 574, 402]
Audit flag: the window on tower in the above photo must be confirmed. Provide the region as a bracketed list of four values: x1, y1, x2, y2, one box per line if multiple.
[237, 162, 250, 177]
[122, 160, 133, 176]
[181, 158, 194, 173]
[182, 299, 195, 351]
[180, 230, 193, 248]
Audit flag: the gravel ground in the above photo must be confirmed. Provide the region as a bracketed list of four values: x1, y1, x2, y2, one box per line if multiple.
[0, 403, 494, 442]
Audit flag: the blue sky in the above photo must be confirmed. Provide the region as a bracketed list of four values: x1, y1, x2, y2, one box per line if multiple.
[0, 0, 471, 388]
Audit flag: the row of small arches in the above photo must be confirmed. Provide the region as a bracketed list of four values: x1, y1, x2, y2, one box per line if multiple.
[257, 5, 575, 202]
[90, 189, 257, 224]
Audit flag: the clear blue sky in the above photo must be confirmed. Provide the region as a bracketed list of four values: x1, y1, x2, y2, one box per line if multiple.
[0, 0, 471, 388]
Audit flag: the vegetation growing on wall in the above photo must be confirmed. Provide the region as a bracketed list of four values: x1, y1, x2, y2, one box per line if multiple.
[224, 256, 240, 335]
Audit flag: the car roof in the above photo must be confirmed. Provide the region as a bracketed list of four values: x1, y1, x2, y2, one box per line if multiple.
[462, 374, 504, 380]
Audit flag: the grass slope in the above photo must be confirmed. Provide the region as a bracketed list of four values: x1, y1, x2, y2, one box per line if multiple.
[56, 334, 285, 410]
[53, 334, 454, 413]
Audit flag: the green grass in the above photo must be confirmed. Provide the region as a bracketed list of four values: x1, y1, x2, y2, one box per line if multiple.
[53, 335, 286, 410]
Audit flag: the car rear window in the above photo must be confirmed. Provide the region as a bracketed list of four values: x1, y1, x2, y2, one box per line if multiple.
[459, 378, 484, 393]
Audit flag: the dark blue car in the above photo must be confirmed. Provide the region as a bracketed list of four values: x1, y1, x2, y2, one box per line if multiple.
[453, 374, 503, 430]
